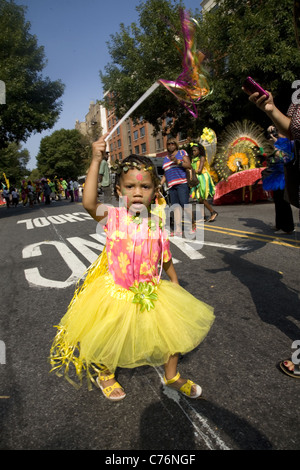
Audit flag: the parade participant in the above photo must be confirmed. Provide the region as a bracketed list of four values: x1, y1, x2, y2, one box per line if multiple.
[49, 134, 215, 401]
[61, 178, 68, 199]
[262, 126, 295, 234]
[160, 137, 195, 235]
[54, 177, 61, 201]
[21, 180, 28, 206]
[189, 142, 218, 222]
[48, 179, 55, 201]
[2, 186, 10, 208]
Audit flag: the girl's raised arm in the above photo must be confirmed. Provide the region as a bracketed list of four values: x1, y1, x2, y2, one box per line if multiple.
[83, 133, 109, 222]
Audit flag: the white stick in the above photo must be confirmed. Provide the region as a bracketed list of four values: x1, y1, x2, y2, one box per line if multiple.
[104, 81, 160, 142]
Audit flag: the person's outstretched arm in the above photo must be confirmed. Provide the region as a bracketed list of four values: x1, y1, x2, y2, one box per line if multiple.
[83, 133, 109, 222]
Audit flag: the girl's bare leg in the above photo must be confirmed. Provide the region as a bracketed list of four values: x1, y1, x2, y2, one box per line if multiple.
[164, 354, 198, 396]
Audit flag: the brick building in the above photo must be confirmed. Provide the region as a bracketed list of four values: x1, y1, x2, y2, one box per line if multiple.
[75, 95, 189, 165]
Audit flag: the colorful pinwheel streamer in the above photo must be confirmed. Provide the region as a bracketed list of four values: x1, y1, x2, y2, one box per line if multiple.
[159, 9, 211, 118]
[105, 9, 211, 143]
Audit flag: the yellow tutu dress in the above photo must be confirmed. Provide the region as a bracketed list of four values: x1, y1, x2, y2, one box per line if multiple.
[50, 207, 215, 389]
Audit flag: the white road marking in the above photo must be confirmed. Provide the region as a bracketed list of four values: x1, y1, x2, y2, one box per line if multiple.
[187, 239, 250, 251]
[23, 241, 86, 288]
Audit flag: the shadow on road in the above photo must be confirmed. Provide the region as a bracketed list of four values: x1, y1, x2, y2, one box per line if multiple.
[137, 390, 272, 450]
[212, 249, 300, 341]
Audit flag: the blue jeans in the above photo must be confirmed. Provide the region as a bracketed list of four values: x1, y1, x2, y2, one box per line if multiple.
[168, 183, 190, 207]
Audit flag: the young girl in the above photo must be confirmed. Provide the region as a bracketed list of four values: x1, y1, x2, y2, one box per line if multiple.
[50, 134, 215, 401]
[189, 143, 218, 222]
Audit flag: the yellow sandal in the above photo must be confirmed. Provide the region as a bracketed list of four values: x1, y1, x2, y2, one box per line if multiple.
[163, 372, 202, 399]
[96, 372, 126, 401]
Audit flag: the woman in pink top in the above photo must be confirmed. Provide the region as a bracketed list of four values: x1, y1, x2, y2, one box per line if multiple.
[50, 134, 215, 400]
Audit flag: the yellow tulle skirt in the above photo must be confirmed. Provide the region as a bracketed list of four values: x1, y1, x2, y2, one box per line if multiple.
[49, 249, 215, 389]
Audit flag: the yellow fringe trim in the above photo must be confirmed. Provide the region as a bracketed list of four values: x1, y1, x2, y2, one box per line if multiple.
[67, 246, 109, 309]
[49, 248, 110, 390]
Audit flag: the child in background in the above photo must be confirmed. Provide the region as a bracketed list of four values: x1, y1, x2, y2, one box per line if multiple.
[50, 134, 215, 401]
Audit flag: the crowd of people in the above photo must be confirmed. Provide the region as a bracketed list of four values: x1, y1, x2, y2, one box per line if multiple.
[0, 177, 80, 208]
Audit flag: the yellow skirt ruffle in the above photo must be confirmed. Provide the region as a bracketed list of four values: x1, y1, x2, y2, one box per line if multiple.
[50, 250, 215, 389]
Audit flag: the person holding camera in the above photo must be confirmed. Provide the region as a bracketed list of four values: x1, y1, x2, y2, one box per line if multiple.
[245, 86, 299, 378]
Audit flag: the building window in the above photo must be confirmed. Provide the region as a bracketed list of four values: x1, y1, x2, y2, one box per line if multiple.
[134, 145, 139, 154]
[156, 139, 161, 150]
[133, 130, 138, 140]
[141, 143, 146, 154]
[118, 139, 121, 148]
[140, 126, 145, 137]
[117, 126, 120, 135]
[119, 152, 122, 159]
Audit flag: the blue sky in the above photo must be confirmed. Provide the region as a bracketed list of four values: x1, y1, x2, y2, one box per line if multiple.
[13, 0, 202, 170]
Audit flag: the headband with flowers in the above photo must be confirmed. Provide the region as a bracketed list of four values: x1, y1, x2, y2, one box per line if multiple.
[111, 160, 153, 175]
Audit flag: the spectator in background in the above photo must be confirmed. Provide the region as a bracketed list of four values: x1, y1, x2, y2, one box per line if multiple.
[68, 178, 74, 202]
[42, 180, 51, 205]
[245, 86, 300, 379]
[160, 137, 194, 236]
[11, 187, 19, 207]
[73, 179, 79, 202]
[98, 152, 111, 203]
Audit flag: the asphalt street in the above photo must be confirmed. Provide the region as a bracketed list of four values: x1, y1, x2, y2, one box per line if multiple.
[0, 196, 299, 452]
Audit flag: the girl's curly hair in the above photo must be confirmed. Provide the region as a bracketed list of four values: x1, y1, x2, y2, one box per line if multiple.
[111, 154, 161, 198]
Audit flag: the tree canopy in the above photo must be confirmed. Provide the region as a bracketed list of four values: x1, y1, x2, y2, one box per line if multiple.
[198, 0, 300, 131]
[0, 0, 65, 148]
[36, 129, 91, 178]
[100, 0, 300, 139]
[0, 142, 30, 185]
